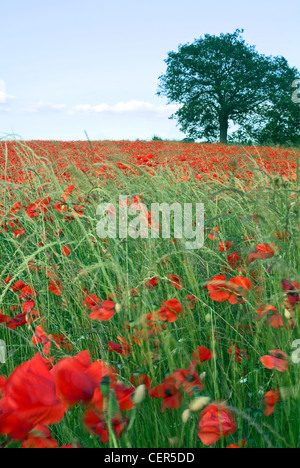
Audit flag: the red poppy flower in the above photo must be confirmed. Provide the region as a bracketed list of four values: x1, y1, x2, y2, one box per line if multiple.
[248, 243, 275, 262]
[12, 227, 26, 238]
[89, 300, 116, 321]
[19, 286, 36, 299]
[227, 439, 247, 448]
[62, 185, 75, 202]
[167, 274, 183, 290]
[60, 443, 80, 448]
[281, 279, 299, 308]
[21, 425, 58, 449]
[0, 354, 66, 440]
[108, 337, 130, 356]
[114, 384, 135, 411]
[83, 293, 99, 309]
[72, 205, 84, 217]
[32, 325, 51, 355]
[260, 350, 289, 373]
[7, 312, 27, 329]
[191, 346, 214, 366]
[11, 280, 26, 292]
[54, 202, 68, 213]
[26, 203, 39, 219]
[257, 304, 278, 319]
[198, 403, 236, 446]
[158, 299, 182, 323]
[84, 383, 133, 442]
[172, 369, 204, 395]
[149, 376, 183, 412]
[140, 311, 164, 336]
[48, 280, 63, 296]
[23, 298, 36, 314]
[145, 276, 159, 289]
[208, 227, 220, 240]
[10, 201, 22, 214]
[207, 275, 252, 304]
[186, 294, 198, 309]
[62, 246, 71, 256]
[0, 376, 6, 395]
[51, 351, 116, 407]
[0, 313, 11, 325]
[4, 275, 12, 285]
[52, 334, 73, 352]
[84, 409, 129, 444]
[263, 389, 280, 416]
[83, 409, 109, 443]
[226, 252, 240, 268]
[130, 373, 152, 389]
[227, 276, 252, 304]
[218, 241, 233, 252]
[38, 197, 51, 214]
[227, 346, 249, 363]
[206, 275, 230, 302]
[268, 314, 284, 328]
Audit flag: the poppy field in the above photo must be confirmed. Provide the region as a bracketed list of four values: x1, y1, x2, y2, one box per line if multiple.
[0, 139, 299, 448]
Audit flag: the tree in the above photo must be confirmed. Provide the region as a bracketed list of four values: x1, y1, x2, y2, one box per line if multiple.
[157, 30, 300, 145]
[247, 58, 300, 146]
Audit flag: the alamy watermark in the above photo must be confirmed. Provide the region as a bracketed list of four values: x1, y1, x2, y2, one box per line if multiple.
[292, 79, 300, 104]
[291, 340, 300, 364]
[0, 340, 6, 364]
[96, 196, 204, 250]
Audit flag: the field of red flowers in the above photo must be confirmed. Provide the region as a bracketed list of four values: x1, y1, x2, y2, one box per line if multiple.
[0, 140, 298, 185]
[0, 140, 299, 448]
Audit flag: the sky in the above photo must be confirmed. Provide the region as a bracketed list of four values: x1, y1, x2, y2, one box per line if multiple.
[0, 0, 299, 141]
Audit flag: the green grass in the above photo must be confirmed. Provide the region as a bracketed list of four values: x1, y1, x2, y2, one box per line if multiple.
[0, 141, 299, 448]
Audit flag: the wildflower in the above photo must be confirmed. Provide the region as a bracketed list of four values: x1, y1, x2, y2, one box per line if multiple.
[182, 409, 191, 423]
[0, 354, 66, 440]
[189, 396, 211, 412]
[89, 300, 116, 322]
[198, 403, 236, 446]
[191, 346, 214, 367]
[248, 243, 275, 262]
[51, 351, 116, 407]
[260, 350, 289, 373]
[149, 376, 183, 412]
[263, 389, 280, 416]
[158, 299, 182, 323]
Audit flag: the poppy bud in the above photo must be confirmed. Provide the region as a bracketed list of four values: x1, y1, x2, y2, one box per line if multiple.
[100, 375, 110, 396]
[205, 313, 211, 323]
[189, 396, 211, 412]
[284, 309, 291, 319]
[108, 389, 120, 417]
[115, 303, 122, 313]
[182, 409, 191, 423]
[132, 384, 146, 405]
[168, 437, 179, 445]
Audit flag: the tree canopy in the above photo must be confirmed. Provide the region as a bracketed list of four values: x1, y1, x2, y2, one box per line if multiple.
[158, 30, 300, 145]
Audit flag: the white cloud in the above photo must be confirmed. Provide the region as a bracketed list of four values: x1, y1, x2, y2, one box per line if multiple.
[69, 100, 181, 117]
[16, 99, 182, 119]
[24, 101, 67, 113]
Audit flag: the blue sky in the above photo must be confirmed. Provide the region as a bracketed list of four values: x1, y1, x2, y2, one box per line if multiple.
[0, 0, 299, 141]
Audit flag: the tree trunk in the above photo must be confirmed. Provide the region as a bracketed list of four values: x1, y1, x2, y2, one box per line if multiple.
[219, 114, 229, 144]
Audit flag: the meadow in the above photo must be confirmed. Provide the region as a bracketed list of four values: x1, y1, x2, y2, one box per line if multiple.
[0, 139, 299, 448]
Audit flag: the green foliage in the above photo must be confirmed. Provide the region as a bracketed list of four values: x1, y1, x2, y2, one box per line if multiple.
[0, 142, 299, 448]
[158, 29, 300, 145]
[151, 135, 163, 141]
